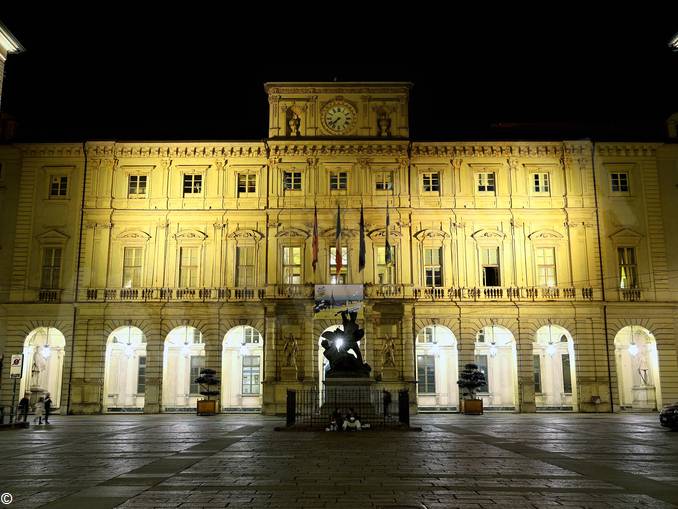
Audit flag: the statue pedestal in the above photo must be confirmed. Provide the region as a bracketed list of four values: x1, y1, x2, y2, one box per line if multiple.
[280, 367, 298, 382]
[381, 367, 399, 382]
[322, 377, 375, 416]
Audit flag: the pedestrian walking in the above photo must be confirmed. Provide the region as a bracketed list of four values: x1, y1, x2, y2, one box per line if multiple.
[18, 393, 30, 422]
[44, 393, 52, 424]
[33, 397, 45, 425]
[382, 389, 392, 417]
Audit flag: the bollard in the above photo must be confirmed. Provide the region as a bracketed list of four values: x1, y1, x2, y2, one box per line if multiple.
[286, 389, 296, 427]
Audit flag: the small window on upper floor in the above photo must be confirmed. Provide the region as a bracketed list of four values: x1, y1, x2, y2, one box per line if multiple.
[283, 171, 302, 191]
[128, 175, 147, 198]
[183, 174, 203, 196]
[329, 171, 348, 191]
[422, 172, 440, 193]
[532, 173, 550, 193]
[237, 174, 256, 196]
[375, 171, 393, 191]
[610, 172, 629, 193]
[49, 176, 68, 198]
[476, 172, 495, 193]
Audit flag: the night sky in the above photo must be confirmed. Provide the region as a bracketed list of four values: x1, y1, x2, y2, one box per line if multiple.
[1, 9, 677, 143]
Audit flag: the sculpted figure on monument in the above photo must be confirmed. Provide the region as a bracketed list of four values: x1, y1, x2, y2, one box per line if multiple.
[320, 310, 371, 378]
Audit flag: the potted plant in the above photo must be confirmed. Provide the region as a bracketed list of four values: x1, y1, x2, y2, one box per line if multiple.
[457, 363, 486, 415]
[195, 368, 220, 416]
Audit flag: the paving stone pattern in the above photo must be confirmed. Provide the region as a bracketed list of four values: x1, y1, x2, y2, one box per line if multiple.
[0, 413, 677, 508]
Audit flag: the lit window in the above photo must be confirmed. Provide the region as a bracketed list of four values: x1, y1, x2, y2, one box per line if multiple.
[237, 174, 256, 195]
[376, 246, 395, 284]
[474, 354, 489, 393]
[236, 246, 255, 287]
[536, 247, 556, 287]
[282, 246, 302, 284]
[283, 172, 302, 191]
[533, 173, 550, 193]
[190, 356, 205, 394]
[183, 174, 203, 195]
[41, 247, 62, 289]
[422, 173, 440, 192]
[329, 246, 348, 284]
[424, 248, 442, 287]
[137, 356, 146, 394]
[418, 326, 434, 344]
[562, 354, 572, 393]
[375, 172, 393, 191]
[533, 355, 542, 393]
[481, 247, 500, 286]
[49, 176, 68, 198]
[417, 355, 436, 394]
[610, 173, 629, 192]
[243, 326, 260, 344]
[618, 247, 637, 288]
[128, 175, 147, 197]
[476, 173, 495, 192]
[179, 247, 199, 287]
[242, 355, 261, 395]
[123, 247, 143, 288]
[329, 172, 348, 191]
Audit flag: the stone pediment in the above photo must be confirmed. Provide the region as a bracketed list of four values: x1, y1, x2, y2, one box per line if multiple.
[277, 227, 309, 239]
[368, 228, 402, 241]
[116, 230, 152, 241]
[471, 229, 506, 241]
[413, 229, 449, 242]
[528, 229, 564, 241]
[173, 229, 208, 241]
[321, 228, 359, 239]
[609, 227, 643, 244]
[36, 229, 69, 242]
[228, 229, 264, 241]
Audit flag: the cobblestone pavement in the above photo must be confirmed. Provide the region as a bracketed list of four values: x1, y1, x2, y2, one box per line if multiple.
[0, 413, 677, 508]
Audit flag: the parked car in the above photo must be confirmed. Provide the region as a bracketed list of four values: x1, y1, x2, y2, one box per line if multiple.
[659, 403, 678, 430]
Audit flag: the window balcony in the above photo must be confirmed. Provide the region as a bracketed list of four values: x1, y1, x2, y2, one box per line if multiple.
[82, 287, 266, 303]
[619, 288, 642, 301]
[38, 288, 62, 303]
[411, 286, 595, 302]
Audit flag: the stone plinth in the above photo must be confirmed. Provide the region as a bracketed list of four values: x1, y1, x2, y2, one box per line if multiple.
[322, 377, 376, 420]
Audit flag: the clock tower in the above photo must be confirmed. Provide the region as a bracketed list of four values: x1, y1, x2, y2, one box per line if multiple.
[264, 82, 411, 139]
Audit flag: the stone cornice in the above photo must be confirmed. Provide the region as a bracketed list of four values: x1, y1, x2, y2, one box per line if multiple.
[596, 143, 660, 158]
[268, 141, 409, 157]
[264, 83, 412, 95]
[412, 142, 563, 158]
[17, 144, 84, 158]
[85, 142, 267, 159]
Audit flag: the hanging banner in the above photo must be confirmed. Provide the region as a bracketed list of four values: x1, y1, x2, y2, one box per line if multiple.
[314, 285, 363, 319]
[10, 354, 23, 379]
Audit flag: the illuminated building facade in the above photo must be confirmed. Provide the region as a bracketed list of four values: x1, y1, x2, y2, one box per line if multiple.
[1, 82, 677, 415]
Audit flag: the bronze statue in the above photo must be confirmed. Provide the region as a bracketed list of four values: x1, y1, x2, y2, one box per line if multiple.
[320, 310, 371, 378]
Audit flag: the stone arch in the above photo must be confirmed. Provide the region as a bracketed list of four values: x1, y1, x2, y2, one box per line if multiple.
[103, 319, 153, 341]
[414, 323, 459, 411]
[532, 324, 578, 411]
[413, 317, 459, 338]
[613, 325, 662, 410]
[221, 324, 264, 412]
[102, 325, 147, 412]
[19, 326, 68, 410]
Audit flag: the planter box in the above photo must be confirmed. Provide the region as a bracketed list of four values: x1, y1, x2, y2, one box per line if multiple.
[460, 399, 483, 415]
[197, 399, 217, 416]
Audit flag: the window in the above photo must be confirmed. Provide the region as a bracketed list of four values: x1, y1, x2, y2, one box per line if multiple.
[243, 326, 260, 344]
[329, 171, 348, 191]
[533, 355, 542, 393]
[474, 354, 489, 393]
[189, 356, 205, 394]
[610, 172, 629, 192]
[128, 175, 147, 197]
[562, 353, 572, 393]
[417, 355, 435, 394]
[533, 173, 550, 193]
[375, 172, 393, 191]
[481, 247, 500, 287]
[329, 246, 348, 284]
[618, 247, 637, 288]
[41, 247, 62, 289]
[242, 355, 261, 395]
[536, 247, 556, 287]
[137, 356, 146, 394]
[179, 247, 199, 287]
[418, 326, 434, 344]
[123, 247, 143, 288]
[376, 246, 395, 284]
[422, 172, 440, 192]
[49, 176, 68, 198]
[237, 174, 256, 195]
[424, 248, 442, 287]
[183, 174, 203, 195]
[236, 246, 255, 287]
[283, 171, 302, 191]
[282, 246, 302, 284]
[476, 172, 495, 192]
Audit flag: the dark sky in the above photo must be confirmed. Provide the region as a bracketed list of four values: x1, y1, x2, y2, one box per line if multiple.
[1, 9, 678, 142]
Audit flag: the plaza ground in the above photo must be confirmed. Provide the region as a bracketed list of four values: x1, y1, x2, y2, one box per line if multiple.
[0, 413, 677, 508]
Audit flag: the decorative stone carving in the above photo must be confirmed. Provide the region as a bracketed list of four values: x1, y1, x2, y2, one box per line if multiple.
[528, 229, 564, 241]
[117, 230, 152, 241]
[228, 229, 264, 241]
[276, 227, 309, 239]
[174, 229, 208, 240]
[471, 229, 506, 241]
[413, 229, 449, 242]
[368, 228, 402, 241]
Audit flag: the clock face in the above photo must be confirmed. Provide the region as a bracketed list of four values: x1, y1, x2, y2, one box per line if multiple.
[322, 101, 357, 134]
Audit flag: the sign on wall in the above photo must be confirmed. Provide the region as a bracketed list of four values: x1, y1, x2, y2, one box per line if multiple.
[314, 285, 363, 319]
[10, 354, 23, 379]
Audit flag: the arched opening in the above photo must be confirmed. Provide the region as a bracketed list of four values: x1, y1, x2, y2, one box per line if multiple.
[614, 325, 662, 410]
[533, 325, 578, 411]
[222, 325, 263, 412]
[20, 327, 66, 410]
[162, 326, 205, 412]
[415, 325, 458, 412]
[103, 325, 147, 412]
[474, 325, 518, 410]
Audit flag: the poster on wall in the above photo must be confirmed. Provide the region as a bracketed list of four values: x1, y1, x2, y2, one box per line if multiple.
[314, 285, 364, 319]
[10, 354, 23, 379]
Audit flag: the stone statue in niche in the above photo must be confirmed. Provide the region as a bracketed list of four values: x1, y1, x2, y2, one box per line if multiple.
[382, 335, 396, 368]
[286, 107, 302, 137]
[283, 334, 298, 368]
[377, 111, 392, 137]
